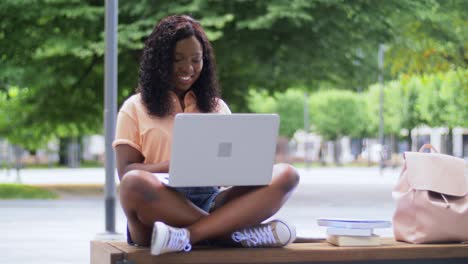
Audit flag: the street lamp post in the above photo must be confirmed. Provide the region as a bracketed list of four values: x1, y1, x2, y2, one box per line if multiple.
[103, 0, 118, 235]
[378, 44, 386, 172]
[304, 92, 309, 168]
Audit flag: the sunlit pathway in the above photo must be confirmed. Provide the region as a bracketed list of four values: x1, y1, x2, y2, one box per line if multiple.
[1, 167, 400, 263]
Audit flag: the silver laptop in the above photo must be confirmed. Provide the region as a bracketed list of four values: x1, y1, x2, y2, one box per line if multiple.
[154, 113, 279, 187]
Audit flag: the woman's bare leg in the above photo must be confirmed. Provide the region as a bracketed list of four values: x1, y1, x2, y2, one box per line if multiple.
[187, 163, 300, 244]
[120, 163, 300, 246]
[119, 170, 208, 246]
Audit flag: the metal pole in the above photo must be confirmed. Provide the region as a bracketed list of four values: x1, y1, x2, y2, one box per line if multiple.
[304, 92, 309, 168]
[378, 44, 386, 172]
[14, 145, 22, 183]
[104, 0, 118, 233]
[6, 141, 11, 177]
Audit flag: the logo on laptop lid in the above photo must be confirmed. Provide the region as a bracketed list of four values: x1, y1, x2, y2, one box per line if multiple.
[217, 142, 232, 157]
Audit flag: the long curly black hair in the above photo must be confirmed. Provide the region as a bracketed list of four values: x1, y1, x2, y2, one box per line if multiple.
[137, 15, 220, 117]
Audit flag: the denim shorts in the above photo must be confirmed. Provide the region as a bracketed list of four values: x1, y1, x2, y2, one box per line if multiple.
[127, 186, 220, 245]
[174, 186, 220, 213]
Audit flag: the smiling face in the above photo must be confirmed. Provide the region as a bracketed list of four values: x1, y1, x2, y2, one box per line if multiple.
[172, 36, 203, 96]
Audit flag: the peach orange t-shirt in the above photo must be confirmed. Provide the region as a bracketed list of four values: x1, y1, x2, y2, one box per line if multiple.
[112, 91, 231, 164]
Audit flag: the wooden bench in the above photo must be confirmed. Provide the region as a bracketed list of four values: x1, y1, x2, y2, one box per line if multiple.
[91, 238, 468, 264]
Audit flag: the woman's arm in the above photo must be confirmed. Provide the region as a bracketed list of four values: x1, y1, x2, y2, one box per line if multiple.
[115, 144, 169, 180]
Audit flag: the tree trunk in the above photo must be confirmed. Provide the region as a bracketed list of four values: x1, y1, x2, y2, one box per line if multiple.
[58, 137, 69, 166]
[59, 137, 82, 167]
[67, 137, 82, 168]
[446, 128, 453, 155]
[390, 134, 399, 167]
[407, 128, 413, 151]
[365, 138, 371, 167]
[319, 141, 326, 166]
[390, 134, 397, 154]
[334, 138, 342, 166]
[13, 145, 22, 183]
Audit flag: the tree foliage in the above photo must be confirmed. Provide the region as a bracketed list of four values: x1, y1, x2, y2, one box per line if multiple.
[387, 0, 467, 76]
[399, 75, 424, 136]
[247, 69, 466, 141]
[248, 88, 305, 138]
[364, 81, 404, 136]
[417, 70, 467, 128]
[339, 70, 466, 141]
[0, 86, 52, 150]
[309, 90, 366, 140]
[0, 0, 104, 143]
[0, 0, 465, 150]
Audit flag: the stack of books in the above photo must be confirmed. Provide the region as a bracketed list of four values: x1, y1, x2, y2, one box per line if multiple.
[317, 218, 392, 247]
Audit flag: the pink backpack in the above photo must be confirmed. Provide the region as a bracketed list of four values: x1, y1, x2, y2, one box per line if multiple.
[392, 144, 468, 243]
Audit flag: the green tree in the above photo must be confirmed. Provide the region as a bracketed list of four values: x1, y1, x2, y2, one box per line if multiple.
[0, 86, 52, 151]
[309, 90, 365, 140]
[275, 89, 306, 138]
[365, 81, 404, 135]
[365, 81, 405, 153]
[1, 0, 461, 155]
[387, 0, 467, 76]
[399, 75, 424, 150]
[247, 88, 305, 138]
[0, 0, 105, 152]
[247, 89, 276, 114]
[210, 0, 409, 110]
[309, 90, 366, 164]
[417, 70, 467, 153]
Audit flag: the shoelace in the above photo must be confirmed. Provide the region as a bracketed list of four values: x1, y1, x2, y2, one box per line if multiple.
[232, 225, 276, 247]
[167, 228, 192, 252]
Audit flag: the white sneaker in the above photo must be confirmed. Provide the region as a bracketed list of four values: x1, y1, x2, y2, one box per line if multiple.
[231, 219, 296, 248]
[151, 222, 192, 255]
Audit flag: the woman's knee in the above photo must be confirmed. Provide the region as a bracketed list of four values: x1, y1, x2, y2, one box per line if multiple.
[120, 170, 163, 203]
[273, 163, 300, 192]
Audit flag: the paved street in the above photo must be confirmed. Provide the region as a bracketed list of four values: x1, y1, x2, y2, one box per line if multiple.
[1, 167, 401, 264]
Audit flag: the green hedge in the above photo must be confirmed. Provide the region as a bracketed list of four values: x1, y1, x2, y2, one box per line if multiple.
[0, 184, 58, 199]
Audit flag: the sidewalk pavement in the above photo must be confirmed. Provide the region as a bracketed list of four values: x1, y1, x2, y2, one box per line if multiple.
[0, 166, 401, 185]
[1, 166, 401, 264]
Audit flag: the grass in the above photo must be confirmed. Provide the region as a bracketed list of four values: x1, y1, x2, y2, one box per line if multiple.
[291, 161, 378, 168]
[40, 184, 104, 197]
[12, 160, 104, 169]
[0, 183, 59, 199]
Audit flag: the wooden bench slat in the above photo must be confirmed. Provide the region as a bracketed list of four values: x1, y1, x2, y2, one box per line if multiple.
[91, 238, 468, 264]
[90, 240, 124, 264]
